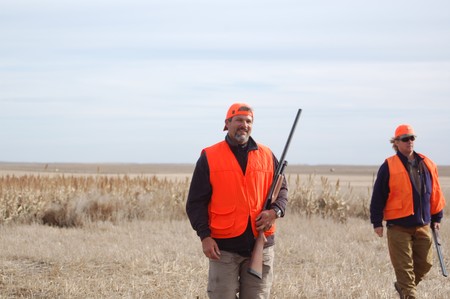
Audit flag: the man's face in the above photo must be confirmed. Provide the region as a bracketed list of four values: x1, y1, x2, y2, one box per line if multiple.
[225, 115, 253, 145]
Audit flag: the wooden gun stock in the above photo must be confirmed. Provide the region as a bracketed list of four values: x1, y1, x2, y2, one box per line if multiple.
[247, 229, 267, 279]
[432, 227, 448, 277]
[247, 108, 302, 279]
[247, 174, 285, 279]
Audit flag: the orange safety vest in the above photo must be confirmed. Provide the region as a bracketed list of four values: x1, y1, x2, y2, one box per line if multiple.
[203, 140, 275, 239]
[384, 154, 446, 220]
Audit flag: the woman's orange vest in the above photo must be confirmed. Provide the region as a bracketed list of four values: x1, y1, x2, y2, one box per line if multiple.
[203, 141, 275, 239]
[384, 154, 446, 220]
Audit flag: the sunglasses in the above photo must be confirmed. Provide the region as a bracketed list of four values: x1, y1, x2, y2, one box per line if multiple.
[399, 136, 416, 142]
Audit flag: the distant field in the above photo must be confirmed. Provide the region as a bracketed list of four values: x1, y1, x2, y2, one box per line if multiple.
[1, 162, 449, 175]
[2, 162, 449, 196]
[0, 162, 196, 175]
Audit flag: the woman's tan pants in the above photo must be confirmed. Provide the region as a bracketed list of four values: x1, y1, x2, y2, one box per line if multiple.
[387, 225, 433, 298]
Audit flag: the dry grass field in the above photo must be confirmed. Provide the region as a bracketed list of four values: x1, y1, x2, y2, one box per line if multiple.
[0, 163, 449, 298]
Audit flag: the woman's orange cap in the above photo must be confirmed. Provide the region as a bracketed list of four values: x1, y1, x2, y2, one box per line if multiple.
[394, 124, 416, 138]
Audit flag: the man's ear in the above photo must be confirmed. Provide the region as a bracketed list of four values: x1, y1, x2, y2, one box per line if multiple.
[223, 119, 229, 131]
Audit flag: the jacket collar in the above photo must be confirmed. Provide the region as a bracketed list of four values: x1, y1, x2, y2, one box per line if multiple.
[396, 151, 423, 165]
[225, 135, 258, 151]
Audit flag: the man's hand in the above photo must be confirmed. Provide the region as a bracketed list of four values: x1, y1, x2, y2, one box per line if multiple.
[432, 222, 441, 230]
[256, 209, 277, 231]
[201, 237, 221, 260]
[374, 226, 383, 237]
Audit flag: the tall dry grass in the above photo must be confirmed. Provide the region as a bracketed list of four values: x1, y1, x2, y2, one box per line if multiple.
[0, 173, 368, 227]
[0, 174, 190, 226]
[0, 170, 449, 298]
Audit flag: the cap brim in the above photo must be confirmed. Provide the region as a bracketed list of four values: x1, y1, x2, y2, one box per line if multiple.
[397, 133, 416, 139]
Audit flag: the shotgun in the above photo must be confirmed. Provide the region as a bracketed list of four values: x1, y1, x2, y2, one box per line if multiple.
[247, 108, 302, 279]
[432, 227, 448, 277]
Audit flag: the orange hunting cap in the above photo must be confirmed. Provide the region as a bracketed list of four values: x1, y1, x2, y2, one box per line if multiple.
[394, 124, 416, 139]
[223, 102, 254, 131]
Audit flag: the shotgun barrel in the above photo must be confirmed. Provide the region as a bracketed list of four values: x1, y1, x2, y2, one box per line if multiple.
[247, 108, 302, 279]
[432, 227, 448, 277]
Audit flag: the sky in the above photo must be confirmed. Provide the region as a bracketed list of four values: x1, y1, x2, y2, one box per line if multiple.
[1, 0, 450, 166]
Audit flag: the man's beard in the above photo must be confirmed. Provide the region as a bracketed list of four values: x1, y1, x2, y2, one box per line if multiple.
[234, 133, 249, 144]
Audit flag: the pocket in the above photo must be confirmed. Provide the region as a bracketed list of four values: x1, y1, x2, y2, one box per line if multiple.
[385, 192, 403, 211]
[210, 207, 236, 237]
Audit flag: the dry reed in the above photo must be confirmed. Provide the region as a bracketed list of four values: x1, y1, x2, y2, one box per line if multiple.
[0, 174, 190, 226]
[0, 173, 370, 226]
